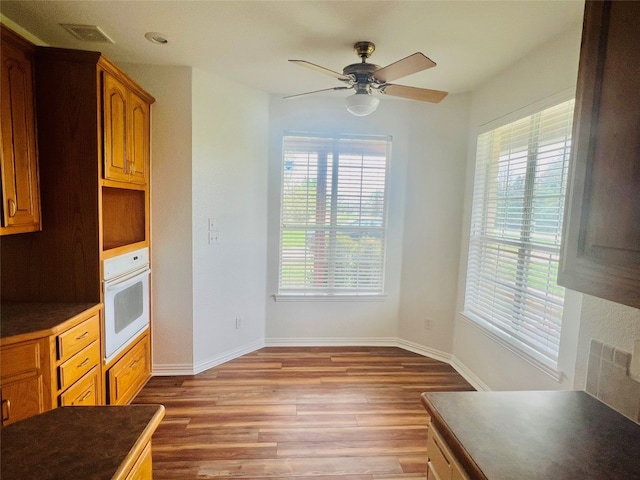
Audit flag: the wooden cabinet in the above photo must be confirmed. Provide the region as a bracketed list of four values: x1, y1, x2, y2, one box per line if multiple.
[124, 441, 153, 480]
[559, 0, 640, 308]
[106, 331, 151, 405]
[0, 338, 52, 426]
[0, 26, 40, 235]
[0, 305, 103, 423]
[1, 47, 154, 303]
[426, 423, 469, 480]
[55, 309, 102, 406]
[103, 72, 150, 186]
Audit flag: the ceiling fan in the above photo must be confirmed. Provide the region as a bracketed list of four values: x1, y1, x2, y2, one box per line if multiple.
[286, 41, 448, 116]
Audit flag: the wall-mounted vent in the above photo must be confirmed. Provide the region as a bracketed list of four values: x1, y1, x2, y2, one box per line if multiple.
[60, 24, 114, 43]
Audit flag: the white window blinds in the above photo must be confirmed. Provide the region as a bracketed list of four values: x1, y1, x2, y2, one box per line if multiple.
[464, 99, 575, 371]
[279, 134, 391, 295]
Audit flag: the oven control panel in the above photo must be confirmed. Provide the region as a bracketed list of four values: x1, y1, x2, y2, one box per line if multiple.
[103, 247, 149, 281]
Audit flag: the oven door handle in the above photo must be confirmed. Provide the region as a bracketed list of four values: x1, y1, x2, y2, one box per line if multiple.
[103, 266, 150, 290]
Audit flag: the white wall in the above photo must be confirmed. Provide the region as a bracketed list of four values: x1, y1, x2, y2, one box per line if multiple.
[452, 24, 585, 391]
[398, 94, 471, 357]
[265, 94, 470, 347]
[120, 65, 195, 371]
[191, 70, 269, 371]
[122, 65, 269, 374]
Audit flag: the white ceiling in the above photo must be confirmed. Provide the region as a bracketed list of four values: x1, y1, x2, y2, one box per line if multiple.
[1, 1, 584, 98]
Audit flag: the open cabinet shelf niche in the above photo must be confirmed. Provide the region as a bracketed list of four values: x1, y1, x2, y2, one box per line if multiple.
[102, 187, 146, 251]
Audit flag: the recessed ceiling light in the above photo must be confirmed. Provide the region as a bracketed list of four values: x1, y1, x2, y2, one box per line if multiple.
[145, 32, 168, 45]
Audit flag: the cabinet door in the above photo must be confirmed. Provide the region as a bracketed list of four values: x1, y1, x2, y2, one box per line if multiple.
[103, 71, 130, 183]
[107, 333, 150, 405]
[1, 339, 50, 426]
[0, 28, 40, 235]
[559, 0, 640, 308]
[127, 91, 149, 186]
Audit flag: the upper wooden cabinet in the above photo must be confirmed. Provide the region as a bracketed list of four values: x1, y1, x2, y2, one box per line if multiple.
[0, 26, 41, 235]
[103, 72, 150, 186]
[559, 0, 640, 309]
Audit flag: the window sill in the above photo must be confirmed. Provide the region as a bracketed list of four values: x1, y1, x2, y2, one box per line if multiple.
[274, 293, 388, 302]
[459, 312, 564, 383]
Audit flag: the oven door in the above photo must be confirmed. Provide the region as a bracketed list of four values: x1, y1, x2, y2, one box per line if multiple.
[103, 266, 150, 363]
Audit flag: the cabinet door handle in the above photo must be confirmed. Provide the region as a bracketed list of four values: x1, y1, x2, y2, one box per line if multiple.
[2, 399, 11, 422]
[129, 360, 138, 368]
[7, 199, 16, 217]
[80, 390, 92, 402]
[76, 331, 89, 341]
[78, 358, 90, 368]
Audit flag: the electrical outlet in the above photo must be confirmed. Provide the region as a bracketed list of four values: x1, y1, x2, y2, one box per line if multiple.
[424, 318, 432, 330]
[208, 231, 219, 244]
[235, 317, 242, 329]
[208, 217, 218, 230]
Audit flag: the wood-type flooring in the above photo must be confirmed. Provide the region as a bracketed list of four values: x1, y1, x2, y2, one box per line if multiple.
[132, 346, 474, 479]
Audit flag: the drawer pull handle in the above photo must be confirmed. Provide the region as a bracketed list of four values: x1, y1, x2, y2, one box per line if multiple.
[78, 358, 90, 368]
[1, 399, 11, 422]
[80, 391, 92, 402]
[76, 331, 89, 340]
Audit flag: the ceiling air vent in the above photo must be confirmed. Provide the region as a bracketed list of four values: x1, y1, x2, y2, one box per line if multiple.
[60, 24, 114, 43]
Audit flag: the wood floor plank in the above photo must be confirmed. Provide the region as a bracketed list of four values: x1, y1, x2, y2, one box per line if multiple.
[133, 346, 473, 479]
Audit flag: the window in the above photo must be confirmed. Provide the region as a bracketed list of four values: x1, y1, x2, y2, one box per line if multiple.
[464, 99, 575, 373]
[278, 133, 391, 296]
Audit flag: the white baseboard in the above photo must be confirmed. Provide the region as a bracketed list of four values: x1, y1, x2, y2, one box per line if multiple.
[395, 338, 452, 364]
[449, 356, 491, 391]
[265, 336, 398, 347]
[152, 336, 490, 392]
[152, 363, 196, 376]
[152, 339, 265, 376]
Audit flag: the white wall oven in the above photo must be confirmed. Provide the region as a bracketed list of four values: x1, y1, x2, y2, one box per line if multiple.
[103, 247, 150, 364]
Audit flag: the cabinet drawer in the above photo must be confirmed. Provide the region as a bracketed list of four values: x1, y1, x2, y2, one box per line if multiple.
[427, 426, 452, 480]
[1, 341, 42, 381]
[57, 313, 100, 361]
[108, 334, 150, 405]
[58, 341, 100, 390]
[59, 366, 100, 406]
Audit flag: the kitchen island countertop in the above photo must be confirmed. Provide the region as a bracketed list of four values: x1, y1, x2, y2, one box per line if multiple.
[0, 404, 165, 479]
[421, 390, 640, 480]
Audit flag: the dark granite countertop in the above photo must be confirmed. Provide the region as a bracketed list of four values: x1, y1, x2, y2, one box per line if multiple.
[0, 405, 165, 480]
[1, 302, 101, 341]
[421, 390, 640, 480]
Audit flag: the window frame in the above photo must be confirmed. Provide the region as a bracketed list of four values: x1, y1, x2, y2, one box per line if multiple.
[276, 132, 392, 299]
[462, 93, 575, 379]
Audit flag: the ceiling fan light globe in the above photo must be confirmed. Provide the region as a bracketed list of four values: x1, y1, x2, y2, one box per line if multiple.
[345, 92, 379, 116]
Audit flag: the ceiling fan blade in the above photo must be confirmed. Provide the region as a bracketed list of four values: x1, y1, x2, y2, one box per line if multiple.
[289, 60, 353, 82]
[373, 53, 436, 83]
[380, 84, 448, 103]
[284, 86, 351, 99]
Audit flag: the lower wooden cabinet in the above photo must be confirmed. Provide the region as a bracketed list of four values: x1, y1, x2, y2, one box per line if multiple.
[55, 308, 102, 406]
[0, 304, 103, 424]
[107, 332, 151, 405]
[0, 337, 51, 426]
[125, 441, 153, 480]
[427, 423, 469, 480]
